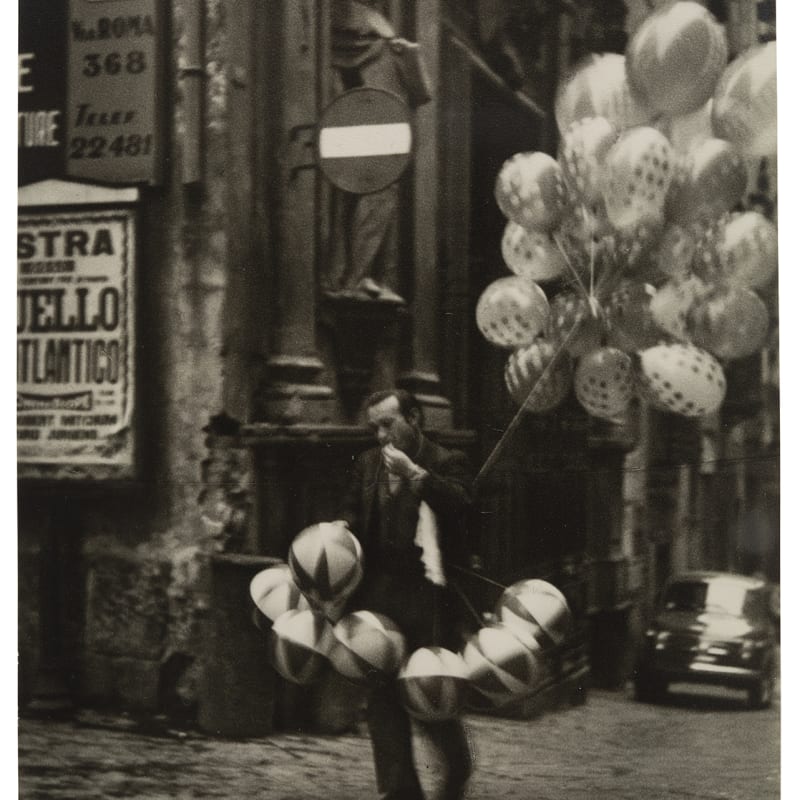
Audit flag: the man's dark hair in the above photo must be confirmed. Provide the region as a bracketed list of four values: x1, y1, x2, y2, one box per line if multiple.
[364, 389, 424, 425]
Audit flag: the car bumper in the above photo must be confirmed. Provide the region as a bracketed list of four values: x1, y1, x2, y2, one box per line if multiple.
[647, 660, 764, 687]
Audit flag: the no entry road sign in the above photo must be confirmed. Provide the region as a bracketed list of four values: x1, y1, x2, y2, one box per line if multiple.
[317, 87, 413, 194]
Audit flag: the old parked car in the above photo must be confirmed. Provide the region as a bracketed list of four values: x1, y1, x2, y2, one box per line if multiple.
[634, 571, 778, 709]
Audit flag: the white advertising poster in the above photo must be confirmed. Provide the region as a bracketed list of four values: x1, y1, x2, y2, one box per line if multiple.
[17, 209, 135, 478]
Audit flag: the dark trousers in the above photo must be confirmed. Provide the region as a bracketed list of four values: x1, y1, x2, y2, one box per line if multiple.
[366, 680, 472, 800]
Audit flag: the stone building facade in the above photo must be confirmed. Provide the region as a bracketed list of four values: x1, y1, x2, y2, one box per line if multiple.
[18, 0, 778, 734]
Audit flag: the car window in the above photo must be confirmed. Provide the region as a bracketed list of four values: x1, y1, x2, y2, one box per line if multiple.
[663, 581, 707, 612]
[662, 579, 750, 615]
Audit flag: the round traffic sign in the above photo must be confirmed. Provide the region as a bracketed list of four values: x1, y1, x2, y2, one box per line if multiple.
[317, 87, 413, 195]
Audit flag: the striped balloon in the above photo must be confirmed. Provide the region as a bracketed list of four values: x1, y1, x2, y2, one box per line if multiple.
[270, 608, 335, 685]
[504, 341, 572, 414]
[397, 647, 470, 722]
[712, 41, 777, 157]
[462, 626, 548, 707]
[626, 1, 728, 117]
[496, 579, 572, 649]
[250, 563, 310, 629]
[558, 116, 618, 206]
[329, 610, 407, 685]
[288, 522, 363, 606]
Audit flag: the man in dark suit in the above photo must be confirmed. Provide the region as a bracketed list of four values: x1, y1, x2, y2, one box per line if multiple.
[339, 389, 474, 800]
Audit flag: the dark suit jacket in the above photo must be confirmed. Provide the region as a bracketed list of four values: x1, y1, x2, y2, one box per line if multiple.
[339, 435, 474, 650]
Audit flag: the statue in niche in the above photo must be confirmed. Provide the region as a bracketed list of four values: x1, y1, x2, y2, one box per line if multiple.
[324, 0, 431, 303]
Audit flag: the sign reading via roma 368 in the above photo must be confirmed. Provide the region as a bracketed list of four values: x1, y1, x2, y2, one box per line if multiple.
[18, 0, 164, 186]
[17, 211, 137, 478]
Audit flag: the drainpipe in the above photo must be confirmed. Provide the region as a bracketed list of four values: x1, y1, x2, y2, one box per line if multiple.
[181, 0, 205, 185]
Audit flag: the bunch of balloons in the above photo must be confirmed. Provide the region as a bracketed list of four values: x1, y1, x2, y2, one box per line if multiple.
[248, 527, 573, 720]
[478, 1, 777, 423]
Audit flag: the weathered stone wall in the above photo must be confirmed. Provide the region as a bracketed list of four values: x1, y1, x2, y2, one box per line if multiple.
[17, 0, 234, 714]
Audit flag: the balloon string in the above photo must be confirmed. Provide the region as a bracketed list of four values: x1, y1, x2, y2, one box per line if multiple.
[449, 563, 508, 591]
[552, 232, 593, 308]
[448, 577, 487, 628]
[473, 315, 582, 489]
[588, 212, 596, 301]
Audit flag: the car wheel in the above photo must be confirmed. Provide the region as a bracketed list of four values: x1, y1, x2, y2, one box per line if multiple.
[747, 656, 776, 710]
[634, 671, 666, 703]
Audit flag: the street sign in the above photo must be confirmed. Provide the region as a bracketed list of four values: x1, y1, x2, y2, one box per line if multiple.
[317, 88, 413, 194]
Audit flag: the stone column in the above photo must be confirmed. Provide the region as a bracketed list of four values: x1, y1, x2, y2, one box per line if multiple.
[260, 0, 334, 423]
[397, 0, 452, 427]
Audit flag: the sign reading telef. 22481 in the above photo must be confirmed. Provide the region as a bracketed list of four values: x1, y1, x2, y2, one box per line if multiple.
[18, 0, 164, 186]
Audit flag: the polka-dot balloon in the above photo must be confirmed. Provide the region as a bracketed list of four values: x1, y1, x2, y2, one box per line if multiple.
[494, 152, 568, 233]
[558, 116, 618, 206]
[689, 287, 770, 360]
[601, 126, 674, 233]
[637, 343, 726, 417]
[476, 276, 550, 349]
[501, 222, 566, 283]
[575, 347, 634, 419]
[505, 341, 572, 413]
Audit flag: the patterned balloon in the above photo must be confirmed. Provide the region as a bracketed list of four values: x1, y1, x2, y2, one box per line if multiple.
[496, 579, 572, 648]
[558, 116, 618, 206]
[655, 224, 698, 279]
[689, 287, 770, 360]
[637, 343, 726, 417]
[555, 53, 651, 137]
[250, 563, 310, 629]
[665, 138, 748, 226]
[494, 152, 568, 233]
[712, 41, 777, 157]
[626, 1, 728, 117]
[397, 647, 469, 722]
[501, 222, 566, 282]
[604, 281, 663, 351]
[476, 276, 550, 348]
[716, 211, 779, 290]
[601, 126, 674, 233]
[270, 608, 335, 685]
[504, 341, 573, 413]
[547, 291, 604, 358]
[574, 347, 635, 419]
[462, 626, 548, 707]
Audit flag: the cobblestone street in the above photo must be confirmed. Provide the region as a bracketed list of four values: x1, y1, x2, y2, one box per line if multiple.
[18, 684, 780, 799]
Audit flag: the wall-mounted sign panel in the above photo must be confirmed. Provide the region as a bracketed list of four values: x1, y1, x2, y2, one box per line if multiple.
[17, 210, 136, 479]
[18, 0, 69, 185]
[66, 0, 164, 185]
[18, 0, 165, 186]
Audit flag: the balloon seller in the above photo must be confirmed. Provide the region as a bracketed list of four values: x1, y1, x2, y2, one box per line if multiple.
[336, 389, 474, 800]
